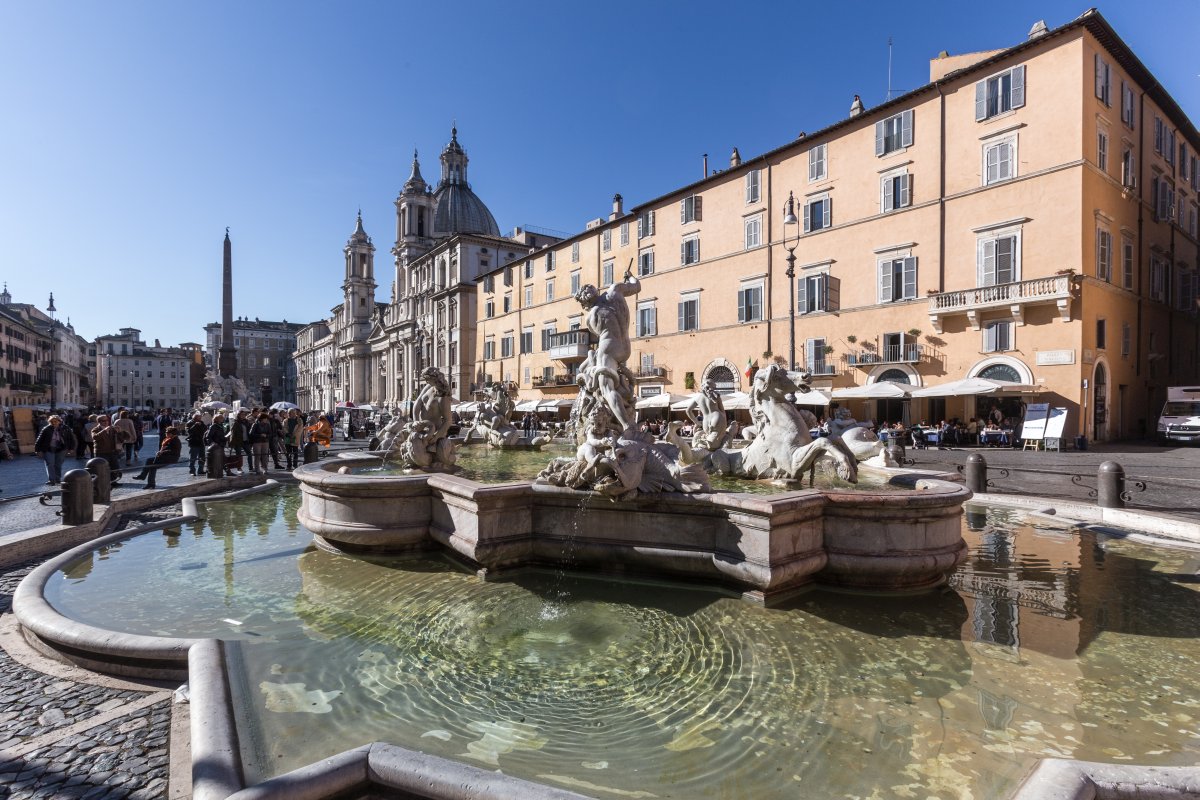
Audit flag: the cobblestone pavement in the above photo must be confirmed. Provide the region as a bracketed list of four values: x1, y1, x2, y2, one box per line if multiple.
[0, 555, 176, 799]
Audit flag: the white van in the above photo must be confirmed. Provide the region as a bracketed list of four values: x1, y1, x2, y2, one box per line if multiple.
[1158, 386, 1200, 444]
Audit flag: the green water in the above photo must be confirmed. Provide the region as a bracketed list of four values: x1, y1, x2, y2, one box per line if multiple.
[43, 490, 1200, 798]
[357, 442, 884, 495]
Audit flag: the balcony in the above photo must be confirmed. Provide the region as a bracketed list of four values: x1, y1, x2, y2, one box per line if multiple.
[928, 274, 1074, 334]
[805, 363, 837, 376]
[532, 373, 579, 391]
[848, 343, 921, 367]
[635, 365, 670, 381]
[547, 330, 591, 362]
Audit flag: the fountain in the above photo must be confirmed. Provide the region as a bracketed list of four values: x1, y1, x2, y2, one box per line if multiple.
[372, 366, 458, 472]
[466, 381, 551, 449]
[196, 369, 260, 409]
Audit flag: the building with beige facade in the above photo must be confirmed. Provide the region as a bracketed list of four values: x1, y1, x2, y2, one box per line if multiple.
[471, 10, 1199, 442]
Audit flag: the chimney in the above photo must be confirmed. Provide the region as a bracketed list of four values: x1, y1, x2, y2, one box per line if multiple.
[730, 147, 741, 167]
[155, 339, 161, 348]
[1027, 20, 1048, 39]
[610, 193, 624, 220]
[702, 153, 708, 178]
[850, 94, 864, 117]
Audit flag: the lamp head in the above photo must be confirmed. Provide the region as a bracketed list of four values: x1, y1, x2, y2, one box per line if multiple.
[782, 191, 798, 226]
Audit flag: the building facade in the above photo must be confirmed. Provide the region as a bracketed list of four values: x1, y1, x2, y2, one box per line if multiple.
[470, 11, 1199, 441]
[204, 318, 304, 404]
[95, 329, 192, 411]
[292, 320, 333, 411]
[0, 286, 92, 408]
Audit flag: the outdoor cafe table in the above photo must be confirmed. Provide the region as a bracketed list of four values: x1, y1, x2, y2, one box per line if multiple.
[980, 429, 1012, 446]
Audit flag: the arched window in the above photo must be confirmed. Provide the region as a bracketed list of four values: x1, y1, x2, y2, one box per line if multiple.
[978, 363, 1021, 382]
[707, 365, 736, 394]
[877, 368, 911, 384]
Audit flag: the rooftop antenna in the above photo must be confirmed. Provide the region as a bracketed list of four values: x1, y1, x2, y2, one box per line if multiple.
[887, 35, 894, 101]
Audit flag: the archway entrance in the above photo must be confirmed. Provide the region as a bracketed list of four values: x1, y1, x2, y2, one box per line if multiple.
[707, 365, 737, 395]
[875, 369, 911, 425]
[1093, 362, 1108, 442]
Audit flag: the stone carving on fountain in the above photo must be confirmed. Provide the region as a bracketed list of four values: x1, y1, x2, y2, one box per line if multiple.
[705, 364, 860, 483]
[538, 270, 710, 499]
[197, 370, 260, 408]
[380, 366, 458, 472]
[826, 405, 897, 468]
[470, 382, 549, 448]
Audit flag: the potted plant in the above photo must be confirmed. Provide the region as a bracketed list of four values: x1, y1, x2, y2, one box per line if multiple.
[684, 372, 696, 391]
[762, 350, 773, 359]
[823, 345, 834, 355]
[846, 335, 857, 344]
[907, 328, 922, 338]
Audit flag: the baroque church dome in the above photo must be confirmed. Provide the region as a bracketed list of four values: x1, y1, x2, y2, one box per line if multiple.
[431, 127, 501, 238]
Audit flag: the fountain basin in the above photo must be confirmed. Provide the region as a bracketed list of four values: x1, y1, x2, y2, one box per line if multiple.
[296, 455, 970, 603]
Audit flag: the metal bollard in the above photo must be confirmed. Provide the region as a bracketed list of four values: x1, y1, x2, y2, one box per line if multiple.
[964, 453, 988, 494]
[86, 458, 112, 504]
[1097, 460, 1125, 509]
[207, 444, 225, 479]
[303, 442, 319, 464]
[60, 469, 94, 525]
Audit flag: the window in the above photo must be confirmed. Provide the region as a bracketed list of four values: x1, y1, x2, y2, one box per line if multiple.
[983, 321, 1012, 352]
[503, 266, 513, 287]
[881, 172, 911, 212]
[975, 65, 1026, 121]
[545, 279, 555, 302]
[1121, 322, 1131, 356]
[1097, 130, 1108, 172]
[678, 294, 699, 331]
[637, 210, 655, 238]
[805, 338, 832, 374]
[483, 339, 495, 360]
[1122, 235, 1135, 290]
[525, 285, 533, 306]
[546, 251, 555, 271]
[602, 259, 614, 286]
[1153, 176, 1175, 222]
[501, 334, 513, 359]
[485, 300, 495, 318]
[1190, 203, 1198, 239]
[808, 144, 827, 182]
[1179, 269, 1196, 312]
[744, 215, 762, 249]
[798, 272, 838, 314]
[745, 169, 761, 203]
[1150, 256, 1166, 301]
[1095, 319, 1107, 350]
[1096, 228, 1112, 282]
[804, 196, 831, 232]
[602, 229, 612, 252]
[1121, 81, 1135, 128]
[523, 260, 533, 279]
[978, 232, 1019, 286]
[1121, 148, 1136, 187]
[878, 257, 917, 302]
[680, 195, 702, 224]
[983, 136, 1016, 184]
[503, 294, 512, 313]
[875, 109, 914, 156]
[636, 302, 657, 337]
[1094, 54, 1111, 106]
[540, 325, 557, 351]
[619, 222, 630, 246]
[570, 271, 581, 295]
[638, 248, 655, 276]
[737, 283, 763, 323]
[571, 242, 580, 263]
[483, 275, 495, 293]
[681, 237, 700, 265]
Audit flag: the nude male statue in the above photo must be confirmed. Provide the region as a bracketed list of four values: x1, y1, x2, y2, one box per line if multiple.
[685, 376, 728, 450]
[575, 268, 641, 433]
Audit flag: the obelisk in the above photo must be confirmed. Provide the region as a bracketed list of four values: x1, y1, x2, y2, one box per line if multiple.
[218, 228, 238, 378]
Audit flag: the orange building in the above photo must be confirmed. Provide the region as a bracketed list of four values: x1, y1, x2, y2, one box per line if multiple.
[472, 10, 1198, 441]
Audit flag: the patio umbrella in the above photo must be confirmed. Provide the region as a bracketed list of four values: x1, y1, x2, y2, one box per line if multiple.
[335, 401, 356, 409]
[634, 393, 688, 409]
[270, 401, 300, 411]
[537, 399, 573, 412]
[201, 400, 230, 410]
[513, 400, 540, 413]
[832, 382, 912, 399]
[791, 389, 831, 407]
[909, 378, 1041, 398]
[719, 391, 752, 410]
[355, 404, 378, 413]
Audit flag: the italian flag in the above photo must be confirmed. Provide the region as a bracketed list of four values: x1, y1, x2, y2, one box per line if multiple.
[744, 357, 755, 379]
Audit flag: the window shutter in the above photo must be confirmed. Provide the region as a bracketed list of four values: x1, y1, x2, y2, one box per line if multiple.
[737, 289, 747, 323]
[1094, 54, 1104, 99]
[826, 275, 840, 312]
[986, 145, 999, 184]
[680, 199, 687, 225]
[983, 324, 996, 353]
[996, 236, 1014, 283]
[1010, 65, 1026, 109]
[875, 120, 885, 156]
[680, 241, 686, 265]
[822, 197, 831, 229]
[900, 173, 911, 207]
[1000, 141, 1013, 179]
[882, 175, 894, 211]
[975, 80, 987, 121]
[808, 149, 818, 181]
[901, 109, 914, 148]
[678, 302, 686, 331]
[694, 195, 702, 221]
[805, 338, 817, 370]
[802, 203, 811, 233]
[980, 238, 996, 286]
[902, 257, 917, 298]
[796, 276, 807, 314]
[879, 260, 893, 303]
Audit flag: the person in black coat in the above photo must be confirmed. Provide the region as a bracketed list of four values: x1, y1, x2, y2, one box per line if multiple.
[34, 415, 75, 485]
[133, 426, 182, 489]
[186, 413, 207, 475]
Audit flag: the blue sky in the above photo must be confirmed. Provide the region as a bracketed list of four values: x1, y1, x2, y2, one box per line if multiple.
[2, 1, 1197, 347]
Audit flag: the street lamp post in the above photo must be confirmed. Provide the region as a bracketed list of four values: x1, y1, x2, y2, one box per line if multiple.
[781, 192, 800, 371]
[46, 292, 57, 412]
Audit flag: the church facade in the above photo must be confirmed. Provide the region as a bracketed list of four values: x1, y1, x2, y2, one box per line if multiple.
[293, 128, 560, 410]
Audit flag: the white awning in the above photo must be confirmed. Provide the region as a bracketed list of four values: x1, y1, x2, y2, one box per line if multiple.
[513, 400, 540, 413]
[719, 391, 752, 410]
[832, 382, 912, 399]
[791, 389, 831, 407]
[909, 378, 1041, 398]
[538, 399, 574, 411]
[635, 393, 689, 409]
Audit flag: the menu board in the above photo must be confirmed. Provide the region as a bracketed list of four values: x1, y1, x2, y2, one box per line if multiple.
[1021, 403, 1050, 440]
[1044, 407, 1069, 440]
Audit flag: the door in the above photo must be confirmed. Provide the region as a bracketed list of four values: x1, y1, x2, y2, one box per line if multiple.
[1093, 363, 1108, 442]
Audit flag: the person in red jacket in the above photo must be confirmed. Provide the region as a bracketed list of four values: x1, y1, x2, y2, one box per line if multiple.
[132, 426, 182, 489]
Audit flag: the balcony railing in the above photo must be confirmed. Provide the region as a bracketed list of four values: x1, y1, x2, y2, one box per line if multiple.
[547, 330, 591, 362]
[928, 274, 1073, 333]
[635, 365, 670, 380]
[805, 362, 837, 376]
[532, 373, 578, 388]
[848, 343, 921, 366]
